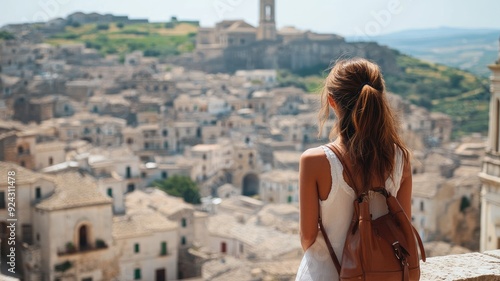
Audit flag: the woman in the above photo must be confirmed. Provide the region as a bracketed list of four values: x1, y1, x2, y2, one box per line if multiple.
[295, 58, 412, 281]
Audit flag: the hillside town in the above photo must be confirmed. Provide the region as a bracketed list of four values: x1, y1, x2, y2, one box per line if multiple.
[1, 1, 500, 281]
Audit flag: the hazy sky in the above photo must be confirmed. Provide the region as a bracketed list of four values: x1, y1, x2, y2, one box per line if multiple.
[2, 0, 500, 36]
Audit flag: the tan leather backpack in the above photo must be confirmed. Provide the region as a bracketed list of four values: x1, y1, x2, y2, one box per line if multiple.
[322, 144, 426, 281]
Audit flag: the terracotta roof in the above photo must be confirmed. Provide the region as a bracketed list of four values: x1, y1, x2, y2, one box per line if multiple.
[125, 189, 194, 217]
[207, 213, 301, 260]
[112, 210, 178, 239]
[0, 162, 54, 186]
[36, 172, 112, 211]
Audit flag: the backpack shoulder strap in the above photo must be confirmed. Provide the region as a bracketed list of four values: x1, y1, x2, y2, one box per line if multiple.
[319, 218, 341, 273]
[325, 143, 359, 196]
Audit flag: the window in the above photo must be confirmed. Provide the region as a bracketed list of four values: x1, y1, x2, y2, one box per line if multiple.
[162, 130, 168, 137]
[164, 141, 169, 149]
[49, 157, 53, 165]
[127, 184, 135, 193]
[20, 161, 25, 167]
[221, 242, 227, 253]
[181, 236, 186, 245]
[35, 187, 41, 199]
[134, 243, 140, 253]
[239, 244, 244, 253]
[181, 218, 187, 228]
[126, 166, 131, 179]
[22, 224, 33, 244]
[288, 196, 292, 203]
[420, 201, 424, 212]
[162, 171, 167, 179]
[134, 268, 141, 280]
[107, 188, 113, 197]
[160, 241, 167, 256]
[17, 146, 24, 154]
[82, 278, 92, 281]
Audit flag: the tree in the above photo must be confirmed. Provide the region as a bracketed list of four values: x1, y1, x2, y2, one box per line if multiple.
[0, 31, 14, 40]
[96, 23, 110, 30]
[449, 73, 464, 88]
[153, 175, 201, 204]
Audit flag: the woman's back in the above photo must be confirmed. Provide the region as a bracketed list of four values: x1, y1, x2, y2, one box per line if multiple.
[297, 58, 413, 280]
[295, 144, 405, 281]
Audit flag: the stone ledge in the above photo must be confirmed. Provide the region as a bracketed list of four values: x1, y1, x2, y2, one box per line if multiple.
[421, 250, 500, 281]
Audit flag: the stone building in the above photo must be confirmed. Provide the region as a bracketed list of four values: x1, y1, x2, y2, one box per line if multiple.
[0, 163, 185, 281]
[479, 44, 500, 251]
[13, 96, 54, 124]
[259, 169, 299, 204]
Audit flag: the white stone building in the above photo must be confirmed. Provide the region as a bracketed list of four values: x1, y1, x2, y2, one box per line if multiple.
[189, 141, 233, 182]
[113, 210, 178, 281]
[34, 141, 66, 170]
[479, 49, 500, 251]
[260, 169, 299, 204]
[32, 172, 115, 281]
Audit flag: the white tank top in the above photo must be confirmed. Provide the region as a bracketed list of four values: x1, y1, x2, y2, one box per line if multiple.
[296, 145, 405, 281]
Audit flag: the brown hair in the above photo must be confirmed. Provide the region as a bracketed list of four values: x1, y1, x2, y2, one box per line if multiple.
[318, 58, 409, 193]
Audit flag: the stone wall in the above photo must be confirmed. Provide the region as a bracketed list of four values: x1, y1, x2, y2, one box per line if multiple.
[420, 250, 500, 280]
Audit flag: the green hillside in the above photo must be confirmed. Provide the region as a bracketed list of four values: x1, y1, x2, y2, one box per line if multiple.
[389, 55, 489, 136]
[278, 55, 489, 138]
[45, 22, 197, 60]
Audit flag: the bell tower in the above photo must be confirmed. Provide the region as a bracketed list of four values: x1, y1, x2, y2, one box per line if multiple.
[257, 0, 277, 41]
[479, 37, 500, 251]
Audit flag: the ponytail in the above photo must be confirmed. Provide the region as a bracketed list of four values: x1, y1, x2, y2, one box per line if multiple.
[349, 84, 397, 192]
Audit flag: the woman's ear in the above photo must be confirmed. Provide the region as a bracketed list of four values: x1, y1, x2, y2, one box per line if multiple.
[327, 95, 336, 110]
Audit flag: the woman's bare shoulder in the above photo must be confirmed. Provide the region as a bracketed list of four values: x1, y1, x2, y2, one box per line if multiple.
[300, 146, 327, 161]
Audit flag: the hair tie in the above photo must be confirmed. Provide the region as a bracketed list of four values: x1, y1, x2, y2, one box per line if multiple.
[357, 82, 372, 94]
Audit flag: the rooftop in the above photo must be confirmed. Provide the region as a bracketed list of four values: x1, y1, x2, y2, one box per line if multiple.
[112, 210, 178, 239]
[36, 172, 112, 211]
[0, 162, 54, 186]
[125, 189, 194, 217]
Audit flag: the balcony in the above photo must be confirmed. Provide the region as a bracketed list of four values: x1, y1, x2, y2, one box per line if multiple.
[57, 240, 108, 256]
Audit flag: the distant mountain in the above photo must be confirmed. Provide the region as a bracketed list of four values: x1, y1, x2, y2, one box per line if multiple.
[347, 27, 500, 77]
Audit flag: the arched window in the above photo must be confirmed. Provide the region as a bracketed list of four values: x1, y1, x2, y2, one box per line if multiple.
[17, 146, 24, 154]
[79, 225, 89, 249]
[265, 5, 272, 21]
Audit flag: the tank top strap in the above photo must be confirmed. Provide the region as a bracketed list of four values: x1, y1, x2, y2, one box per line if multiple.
[385, 147, 405, 195]
[320, 145, 356, 200]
